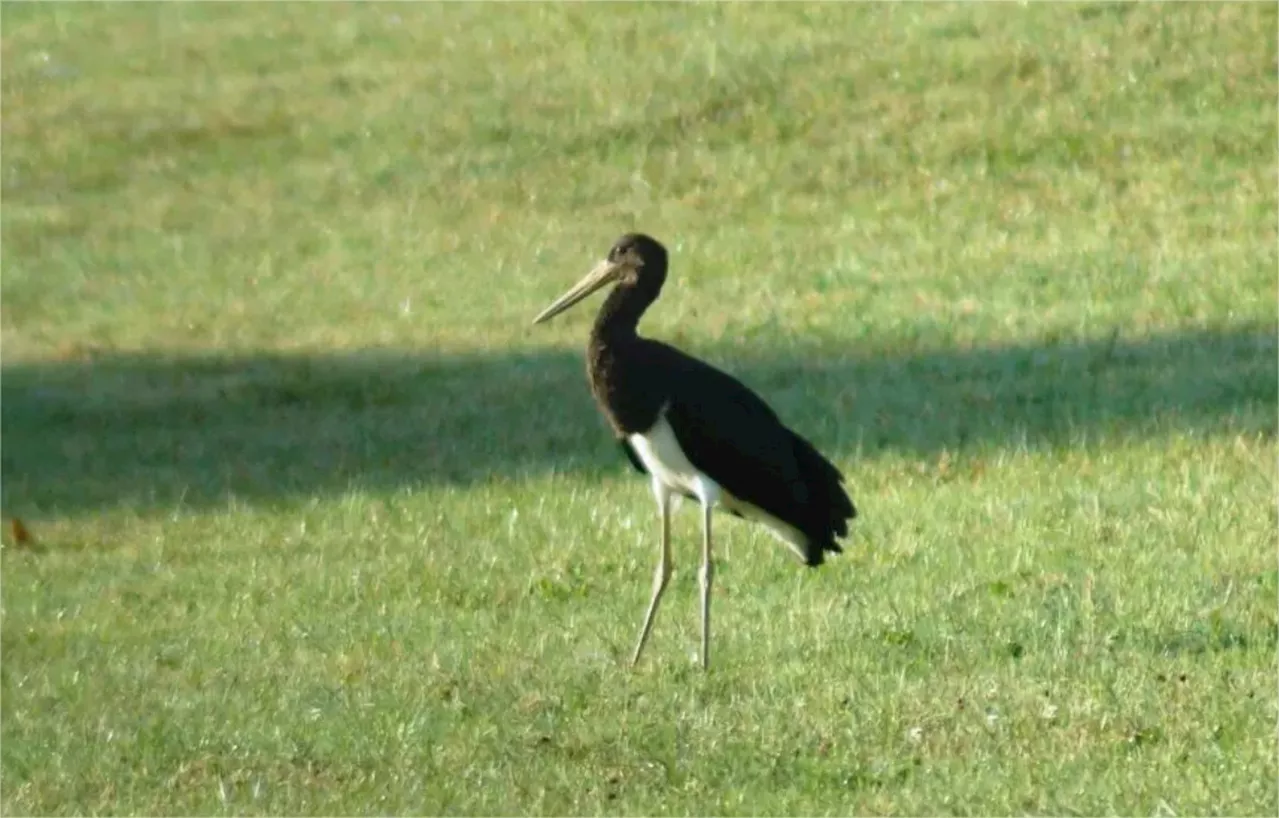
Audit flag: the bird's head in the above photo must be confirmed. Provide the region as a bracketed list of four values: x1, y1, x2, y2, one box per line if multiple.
[532, 233, 668, 325]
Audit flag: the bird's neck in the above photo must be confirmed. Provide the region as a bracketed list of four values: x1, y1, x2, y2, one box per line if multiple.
[591, 283, 656, 345]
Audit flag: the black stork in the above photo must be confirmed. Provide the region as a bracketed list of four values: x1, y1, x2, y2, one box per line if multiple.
[532, 233, 856, 670]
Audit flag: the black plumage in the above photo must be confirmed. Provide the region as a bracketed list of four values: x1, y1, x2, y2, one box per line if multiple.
[533, 233, 856, 669]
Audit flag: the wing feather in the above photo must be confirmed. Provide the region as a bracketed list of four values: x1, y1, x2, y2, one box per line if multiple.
[643, 342, 812, 522]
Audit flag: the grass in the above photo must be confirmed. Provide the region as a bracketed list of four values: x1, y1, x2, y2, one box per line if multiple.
[2, 1, 1277, 814]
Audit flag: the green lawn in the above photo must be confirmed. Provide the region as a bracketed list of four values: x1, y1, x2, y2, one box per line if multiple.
[2, 2, 1277, 815]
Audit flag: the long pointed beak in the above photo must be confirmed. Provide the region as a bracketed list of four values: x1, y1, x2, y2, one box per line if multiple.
[532, 259, 622, 324]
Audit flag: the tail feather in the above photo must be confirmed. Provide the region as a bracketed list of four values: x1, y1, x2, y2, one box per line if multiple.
[789, 431, 857, 565]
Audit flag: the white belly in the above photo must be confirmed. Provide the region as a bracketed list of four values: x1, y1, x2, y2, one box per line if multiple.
[627, 414, 811, 561]
[627, 415, 720, 506]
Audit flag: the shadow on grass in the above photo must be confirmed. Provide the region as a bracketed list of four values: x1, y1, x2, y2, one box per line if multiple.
[2, 324, 1275, 518]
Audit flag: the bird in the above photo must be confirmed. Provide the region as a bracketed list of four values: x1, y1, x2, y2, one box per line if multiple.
[532, 233, 856, 670]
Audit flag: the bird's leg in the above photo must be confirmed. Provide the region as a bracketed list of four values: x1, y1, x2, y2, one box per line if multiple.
[630, 483, 672, 667]
[699, 498, 713, 671]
